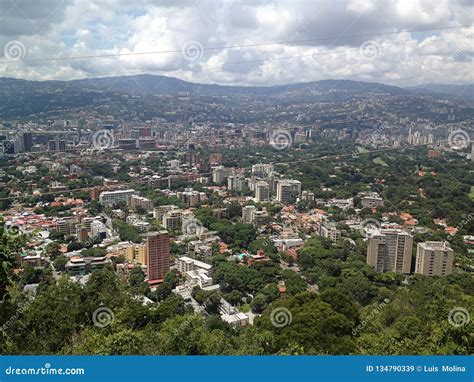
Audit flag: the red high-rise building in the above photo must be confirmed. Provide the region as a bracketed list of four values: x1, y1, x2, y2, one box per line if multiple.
[146, 231, 170, 285]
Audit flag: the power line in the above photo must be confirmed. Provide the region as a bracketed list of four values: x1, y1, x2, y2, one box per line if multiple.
[0, 24, 471, 65]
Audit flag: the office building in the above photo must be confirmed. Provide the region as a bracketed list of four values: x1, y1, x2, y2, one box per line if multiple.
[251, 163, 274, 178]
[415, 241, 454, 276]
[360, 192, 384, 209]
[99, 189, 136, 206]
[301, 190, 315, 201]
[255, 181, 270, 201]
[242, 205, 256, 224]
[228, 175, 244, 192]
[318, 221, 341, 241]
[128, 195, 154, 211]
[367, 230, 413, 274]
[276, 180, 302, 204]
[23, 132, 33, 152]
[146, 231, 170, 284]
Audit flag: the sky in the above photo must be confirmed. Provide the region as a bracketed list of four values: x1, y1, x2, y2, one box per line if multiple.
[0, 0, 473, 87]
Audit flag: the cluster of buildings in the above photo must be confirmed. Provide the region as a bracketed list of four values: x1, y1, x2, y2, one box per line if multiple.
[367, 230, 454, 276]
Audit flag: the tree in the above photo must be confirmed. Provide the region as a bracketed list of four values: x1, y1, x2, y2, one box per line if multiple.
[54, 255, 68, 272]
[44, 242, 61, 261]
[251, 294, 268, 313]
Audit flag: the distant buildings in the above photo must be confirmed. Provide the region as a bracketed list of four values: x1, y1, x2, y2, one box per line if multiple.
[318, 221, 341, 241]
[415, 241, 454, 276]
[146, 231, 170, 285]
[242, 205, 256, 224]
[176, 256, 213, 288]
[360, 192, 384, 209]
[255, 181, 270, 201]
[276, 179, 301, 204]
[65, 256, 111, 276]
[227, 175, 244, 192]
[367, 230, 413, 274]
[128, 195, 153, 211]
[252, 163, 274, 178]
[99, 189, 136, 206]
[241, 205, 267, 226]
[212, 166, 233, 184]
[301, 190, 315, 201]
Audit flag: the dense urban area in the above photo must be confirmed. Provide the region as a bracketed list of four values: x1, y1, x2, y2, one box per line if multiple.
[0, 76, 473, 355]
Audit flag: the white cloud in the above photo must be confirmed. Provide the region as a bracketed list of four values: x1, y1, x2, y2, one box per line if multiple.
[0, 0, 472, 86]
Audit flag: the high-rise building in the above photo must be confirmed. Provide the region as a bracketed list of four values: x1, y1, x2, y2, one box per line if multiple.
[318, 221, 341, 241]
[228, 175, 244, 192]
[276, 180, 302, 204]
[367, 230, 413, 274]
[252, 163, 274, 178]
[242, 205, 256, 224]
[415, 241, 454, 276]
[99, 189, 136, 206]
[212, 166, 232, 184]
[255, 181, 270, 201]
[3, 141, 15, 155]
[128, 195, 154, 211]
[146, 231, 170, 285]
[58, 140, 67, 152]
[22, 132, 33, 152]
